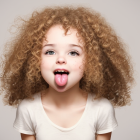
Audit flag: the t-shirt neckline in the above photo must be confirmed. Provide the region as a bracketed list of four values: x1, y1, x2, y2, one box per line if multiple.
[38, 92, 90, 132]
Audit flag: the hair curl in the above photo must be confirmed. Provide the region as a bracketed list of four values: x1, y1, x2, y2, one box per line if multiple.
[0, 6, 135, 107]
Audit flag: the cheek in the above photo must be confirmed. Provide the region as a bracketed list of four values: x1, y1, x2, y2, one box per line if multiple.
[40, 59, 52, 70]
[72, 59, 84, 72]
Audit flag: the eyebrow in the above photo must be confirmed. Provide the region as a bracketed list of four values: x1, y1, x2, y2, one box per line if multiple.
[43, 44, 83, 50]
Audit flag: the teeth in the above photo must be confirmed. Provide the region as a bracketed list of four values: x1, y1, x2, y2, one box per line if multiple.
[55, 70, 68, 72]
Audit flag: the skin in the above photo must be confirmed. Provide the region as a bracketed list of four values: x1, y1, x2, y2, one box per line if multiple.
[21, 132, 112, 140]
[96, 132, 112, 140]
[21, 134, 35, 140]
[40, 25, 87, 109]
[21, 25, 112, 140]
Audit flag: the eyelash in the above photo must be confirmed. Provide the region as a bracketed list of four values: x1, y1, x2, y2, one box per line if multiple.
[45, 50, 79, 56]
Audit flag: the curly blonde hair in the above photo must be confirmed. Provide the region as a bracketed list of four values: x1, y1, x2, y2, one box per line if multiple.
[0, 6, 134, 107]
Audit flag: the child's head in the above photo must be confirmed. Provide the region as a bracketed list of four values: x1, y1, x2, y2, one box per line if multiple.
[0, 6, 134, 107]
[41, 24, 85, 92]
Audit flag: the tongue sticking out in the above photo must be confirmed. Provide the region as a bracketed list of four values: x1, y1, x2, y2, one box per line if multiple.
[55, 74, 68, 86]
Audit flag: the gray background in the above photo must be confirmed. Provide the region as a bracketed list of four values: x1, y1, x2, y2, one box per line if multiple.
[0, 0, 140, 139]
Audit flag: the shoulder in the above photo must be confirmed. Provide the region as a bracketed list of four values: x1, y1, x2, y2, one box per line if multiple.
[89, 94, 115, 117]
[89, 94, 118, 134]
[13, 94, 40, 135]
[90, 94, 113, 109]
[98, 97, 113, 110]
[91, 95, 116, 120]
[17, 92, 40, 112]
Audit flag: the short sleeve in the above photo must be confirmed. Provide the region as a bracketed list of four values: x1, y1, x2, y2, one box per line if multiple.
[96, 99, 118, 134]
[13, 101, 35, 135]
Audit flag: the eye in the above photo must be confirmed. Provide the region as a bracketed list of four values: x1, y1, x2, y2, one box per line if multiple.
[45, 50, 55, 55]
[69, 51, 79, 56]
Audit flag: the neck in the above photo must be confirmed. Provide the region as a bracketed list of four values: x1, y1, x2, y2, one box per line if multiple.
[42, 83, 88, 109]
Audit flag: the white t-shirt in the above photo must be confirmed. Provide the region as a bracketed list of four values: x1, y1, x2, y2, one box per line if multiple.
[13, 92, 118, 140]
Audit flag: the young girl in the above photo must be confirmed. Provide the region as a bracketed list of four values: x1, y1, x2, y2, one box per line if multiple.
[0, 6, 134, 140]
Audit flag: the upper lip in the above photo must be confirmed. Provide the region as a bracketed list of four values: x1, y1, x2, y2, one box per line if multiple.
[53, 68, 69, 73]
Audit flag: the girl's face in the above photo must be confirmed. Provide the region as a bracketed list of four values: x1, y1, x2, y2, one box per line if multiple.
[41, 25, 85, 92]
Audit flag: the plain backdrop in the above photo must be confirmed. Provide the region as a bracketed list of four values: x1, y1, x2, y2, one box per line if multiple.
[0, 0, 140, 140]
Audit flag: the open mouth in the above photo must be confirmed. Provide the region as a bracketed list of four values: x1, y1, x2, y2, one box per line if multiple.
[54, 71, 69, 75]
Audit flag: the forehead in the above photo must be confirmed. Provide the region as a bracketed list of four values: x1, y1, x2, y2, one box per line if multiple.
[43, 25, 84, 46]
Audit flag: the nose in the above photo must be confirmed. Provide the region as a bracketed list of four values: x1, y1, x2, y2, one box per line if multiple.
[56, 57, 67, 64]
